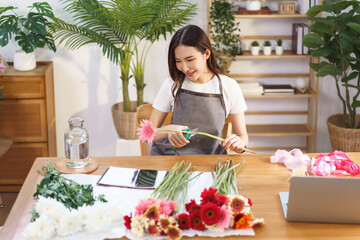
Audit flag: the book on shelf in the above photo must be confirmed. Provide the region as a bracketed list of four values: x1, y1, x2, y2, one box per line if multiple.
[238, 81, 264, 96]
[263, 91, 295, 95]
[292, 23, 303, 55]
[241, 87, 264, 96]
[301, 23, 309, 54]
[262, 84, 295, 94]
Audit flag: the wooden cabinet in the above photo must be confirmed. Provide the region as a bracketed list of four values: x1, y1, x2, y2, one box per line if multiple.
[207, 0, 318, 153]
[0, 62, 56, 192]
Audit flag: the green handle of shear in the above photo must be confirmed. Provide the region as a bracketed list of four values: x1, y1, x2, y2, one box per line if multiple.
[173, 128, 192, 150]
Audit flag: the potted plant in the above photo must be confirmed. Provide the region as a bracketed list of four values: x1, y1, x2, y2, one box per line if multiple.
[250, 41, 260, 56]
[209, 0, 241, 72]
[275, 39, 284, 55]
[263, 40, 272, 56]
[303, 0, 360, 151]
[0, 2, 56, 71]
[50, 0, 196, 139]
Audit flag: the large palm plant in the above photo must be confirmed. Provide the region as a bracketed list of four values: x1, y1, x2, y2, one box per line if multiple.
[50, 0, 196, 112]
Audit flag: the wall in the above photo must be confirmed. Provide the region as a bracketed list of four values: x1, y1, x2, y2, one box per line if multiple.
[0, 0, 340, 156]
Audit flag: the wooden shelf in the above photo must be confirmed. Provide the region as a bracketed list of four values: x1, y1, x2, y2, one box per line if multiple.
[244, 88, 317, 98]
[235, 50, 311, 59]
[234, 12, 307, 18]
[247, 124, 314, 136]
[242, 35, 292, 40]
[246, 111, 308, 115]
[230, 73, 309, 78]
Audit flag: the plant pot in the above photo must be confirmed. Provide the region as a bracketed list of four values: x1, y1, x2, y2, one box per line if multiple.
[111, 101, 138, 139]
[263, 46, 272, 56]
[327, 114, 360, 152]
[13, 50, 36, 71]
[275, 46, 284, 55]
[251, 46, 259, 56]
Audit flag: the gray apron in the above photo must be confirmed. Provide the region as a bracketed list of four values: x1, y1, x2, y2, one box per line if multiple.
[151, 75, 227, 155]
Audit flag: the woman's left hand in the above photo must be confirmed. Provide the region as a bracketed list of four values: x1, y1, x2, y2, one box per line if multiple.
[222, 134, 246, 153]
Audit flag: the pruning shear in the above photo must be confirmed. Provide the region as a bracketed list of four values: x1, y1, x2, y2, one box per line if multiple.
[173, 128, 198, 150]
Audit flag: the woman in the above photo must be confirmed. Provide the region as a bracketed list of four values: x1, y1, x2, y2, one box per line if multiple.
[150, 25, 248, 155]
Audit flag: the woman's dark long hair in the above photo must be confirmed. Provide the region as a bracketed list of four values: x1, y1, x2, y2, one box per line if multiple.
[168, 25, 224, 103]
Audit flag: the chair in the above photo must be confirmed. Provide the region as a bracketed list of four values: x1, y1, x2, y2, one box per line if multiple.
[136, 104, 232, 156]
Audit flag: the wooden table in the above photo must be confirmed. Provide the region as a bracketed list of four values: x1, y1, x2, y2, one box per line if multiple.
[1, 153, 360, 239]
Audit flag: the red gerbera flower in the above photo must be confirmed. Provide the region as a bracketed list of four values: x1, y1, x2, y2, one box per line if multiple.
[200, 202, 221, 226]
[177, 213, 190, 230]
[185, 199, 201, 213]
[248, 197, 253, 206]
[217, 194, 229, 207]
[189, 212, 205, 231]
[200, 187, 219, 206]
[123, 213, 132, 230]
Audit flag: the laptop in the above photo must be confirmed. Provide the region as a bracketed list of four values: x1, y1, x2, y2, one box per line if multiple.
[279, 176, 360, 224]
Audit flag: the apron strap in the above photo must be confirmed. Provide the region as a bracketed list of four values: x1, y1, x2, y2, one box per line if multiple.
[216, 74, 227, 119]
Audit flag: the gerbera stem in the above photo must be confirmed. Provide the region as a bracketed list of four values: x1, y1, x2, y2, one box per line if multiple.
[157, 129, 256, 154]
[212, 159, 243, 195]
[152, 161, 199, 211]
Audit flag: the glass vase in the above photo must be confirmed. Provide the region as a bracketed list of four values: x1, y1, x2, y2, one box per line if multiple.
[64, 117, 89, 168]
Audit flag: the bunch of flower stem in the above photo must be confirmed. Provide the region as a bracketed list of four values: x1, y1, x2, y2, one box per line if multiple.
[212, 159, 243, 195]
[152, 161, 200, 210]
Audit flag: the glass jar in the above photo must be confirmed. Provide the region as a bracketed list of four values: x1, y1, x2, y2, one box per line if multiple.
[64, 117, 89, 168]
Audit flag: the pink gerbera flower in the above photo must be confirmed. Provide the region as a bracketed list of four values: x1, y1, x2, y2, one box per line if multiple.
[0, 65, 5, 73]
[134, 197, 157, 216]
[217, 205, 231, 230]
[159, 198, 176, 216]
[137, 119, 157, 143]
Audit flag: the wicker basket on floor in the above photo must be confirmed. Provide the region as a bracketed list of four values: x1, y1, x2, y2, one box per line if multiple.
[327, 114, 360, 152]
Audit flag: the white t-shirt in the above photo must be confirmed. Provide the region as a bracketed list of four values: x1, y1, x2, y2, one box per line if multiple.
[153, 74, 247, 116]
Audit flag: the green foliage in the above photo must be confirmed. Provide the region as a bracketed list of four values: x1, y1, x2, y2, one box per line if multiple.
[209, 0, 241, 72]
[251, 41, 259, 47]
[33, 170, 107, 210]
[303, 0, 360, 128]
[50, 0, 196, 111]
[0, 2, 56, 53]
[276, 39, 283, 46]
[263, 40, 271, 47]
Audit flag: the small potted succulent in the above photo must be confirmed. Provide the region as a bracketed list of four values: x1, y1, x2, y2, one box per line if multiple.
[263, 40, 272, 56]
[250, 41, 260, 56]
[275, 39, 284, 55]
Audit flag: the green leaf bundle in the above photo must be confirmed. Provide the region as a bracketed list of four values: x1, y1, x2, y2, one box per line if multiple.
[33, 170, 106, 209]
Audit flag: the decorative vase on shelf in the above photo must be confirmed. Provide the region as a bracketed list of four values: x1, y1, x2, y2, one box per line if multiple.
[13, 50, 36, 71]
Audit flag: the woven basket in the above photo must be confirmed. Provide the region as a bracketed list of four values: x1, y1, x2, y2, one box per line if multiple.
[111, 101, 138, 139]
[327, 114, 360, 152]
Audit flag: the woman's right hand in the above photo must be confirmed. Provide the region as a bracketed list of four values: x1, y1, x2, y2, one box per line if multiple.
[166, 125, 190, 148]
